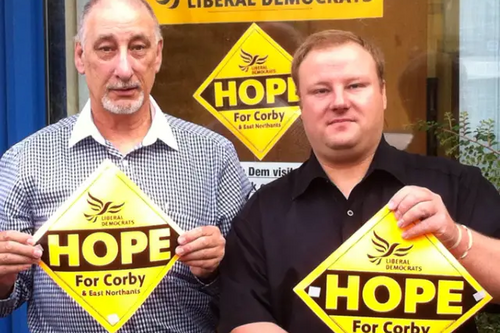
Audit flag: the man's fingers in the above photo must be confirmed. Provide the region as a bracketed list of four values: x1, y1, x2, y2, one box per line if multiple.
[403, 216, 457, 245]
[176, 233, 225, 256]
[390, 191, 433, 221]
[390, 187, 456, 248]
[177, 247, 222, 262]
[400, 217, 433, 240]
[0, 232, 38, 278]
[401, 215, 450, 240]
[397, 201, 437, 228]
[178, 226, 219, 245]
[0, 241, 42, 260]
[0, 264, 33, 276]
[0, 253, 40, 266]
[175, 226, 225, 276]
[175, 236, 226, 257]
[177, 236, 211, 256]
[178, 228, 204, 246]
[183, 258, 220, 270]
[388, 186, 415, 211]
[388, 186, 432, 213]
[0, 231, 40, 261]
[0, 231, 34, 246]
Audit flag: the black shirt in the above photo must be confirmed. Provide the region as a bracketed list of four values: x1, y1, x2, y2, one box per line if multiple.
[220, 138, 500, 333]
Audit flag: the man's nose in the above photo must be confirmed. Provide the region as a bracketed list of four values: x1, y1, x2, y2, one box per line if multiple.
[114, 50, 133, 81]
[329, 89, 350, 111]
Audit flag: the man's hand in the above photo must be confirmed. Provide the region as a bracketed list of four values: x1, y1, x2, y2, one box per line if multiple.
[0, 231, 41, 298]
[388, 186, 460, 249]
[175, 226, 225, 280]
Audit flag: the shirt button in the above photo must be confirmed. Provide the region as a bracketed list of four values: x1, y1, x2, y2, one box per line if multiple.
[122, 159, 129, 167]
[347, 210, 354, 217]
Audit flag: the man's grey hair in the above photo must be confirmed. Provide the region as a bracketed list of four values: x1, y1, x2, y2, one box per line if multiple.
[75, 0, 163, 46]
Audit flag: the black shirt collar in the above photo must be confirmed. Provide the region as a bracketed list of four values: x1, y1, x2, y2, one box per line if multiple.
[292, 136, 408, 199]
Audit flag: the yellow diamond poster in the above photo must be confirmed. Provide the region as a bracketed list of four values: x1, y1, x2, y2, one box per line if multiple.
[33, 160, 183, 333]
[194, 23, 301, 160]
[294, 206, 492, 333]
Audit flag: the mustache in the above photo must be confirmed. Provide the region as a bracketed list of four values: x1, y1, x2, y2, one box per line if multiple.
[106, 81, 141, 90]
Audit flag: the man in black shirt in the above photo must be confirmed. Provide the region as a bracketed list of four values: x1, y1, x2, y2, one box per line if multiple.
[220, 30, 500, 333]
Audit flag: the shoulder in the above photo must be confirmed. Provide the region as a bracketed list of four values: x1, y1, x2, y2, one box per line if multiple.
[241, 165, 301, 214]
[165, 114, 235, 154]
[262, 167, 299, 196]
[397, 149, 480, 180]
[394, 150, 493, 211]
[1, 115, 78, 161]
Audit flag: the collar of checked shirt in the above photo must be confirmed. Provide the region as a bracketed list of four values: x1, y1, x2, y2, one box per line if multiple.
[68, 96, 179, 151]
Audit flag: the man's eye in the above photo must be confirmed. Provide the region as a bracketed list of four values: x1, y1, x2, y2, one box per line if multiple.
[314, 89, 328, 95]
[99, 46, 113, 52]
[348, 83, 365, 89]
[131, 45, 146, 51]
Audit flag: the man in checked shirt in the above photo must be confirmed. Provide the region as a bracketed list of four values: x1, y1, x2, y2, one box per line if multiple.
[0, 0, 250, 332]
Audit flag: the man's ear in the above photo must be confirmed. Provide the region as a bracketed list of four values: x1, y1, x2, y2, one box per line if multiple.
[74, 41, 85, 75]
[154, 39, 164, 73]
[296, 87, 303, 111]
[381, 80, 387, 110]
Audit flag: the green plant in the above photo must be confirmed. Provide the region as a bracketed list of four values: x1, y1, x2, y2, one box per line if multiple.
[476, 311, 500, 333]
[415, 111, 500, 189]
[415, 111, 500, 332]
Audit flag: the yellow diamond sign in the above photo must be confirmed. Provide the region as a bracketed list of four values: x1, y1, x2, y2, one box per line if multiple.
[33, 160, 182, 333]
[294, 206, 492, 333]
[194, 23, 301, 160]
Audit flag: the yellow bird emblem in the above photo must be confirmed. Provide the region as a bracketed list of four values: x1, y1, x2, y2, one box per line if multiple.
[239, 49, 268, 72]
[83, 193, 124, 223]
[367, 231, 413, 265]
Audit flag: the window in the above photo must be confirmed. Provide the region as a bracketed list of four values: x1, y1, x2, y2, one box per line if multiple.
[48, 0, 498, 159]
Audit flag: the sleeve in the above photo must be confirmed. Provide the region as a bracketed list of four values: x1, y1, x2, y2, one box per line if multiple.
[0, 145, 34, 317]
[219, 192, 276, 333]
[194, 142, 251, 294]
[457, 166, 500, 239]
[216, 142, 252, 237]
[457, 166, 500, 314]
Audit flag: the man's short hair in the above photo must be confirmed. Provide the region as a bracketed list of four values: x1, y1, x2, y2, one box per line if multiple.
[291, 30, 385, 88]
[75, 0, 162, 46]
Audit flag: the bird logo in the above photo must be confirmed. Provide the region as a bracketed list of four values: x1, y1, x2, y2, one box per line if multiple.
[239, 49, 268, 72]
[367, 231, 413, 265]
[83, 193, 124, 223]
[156, 0, 180, 9]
